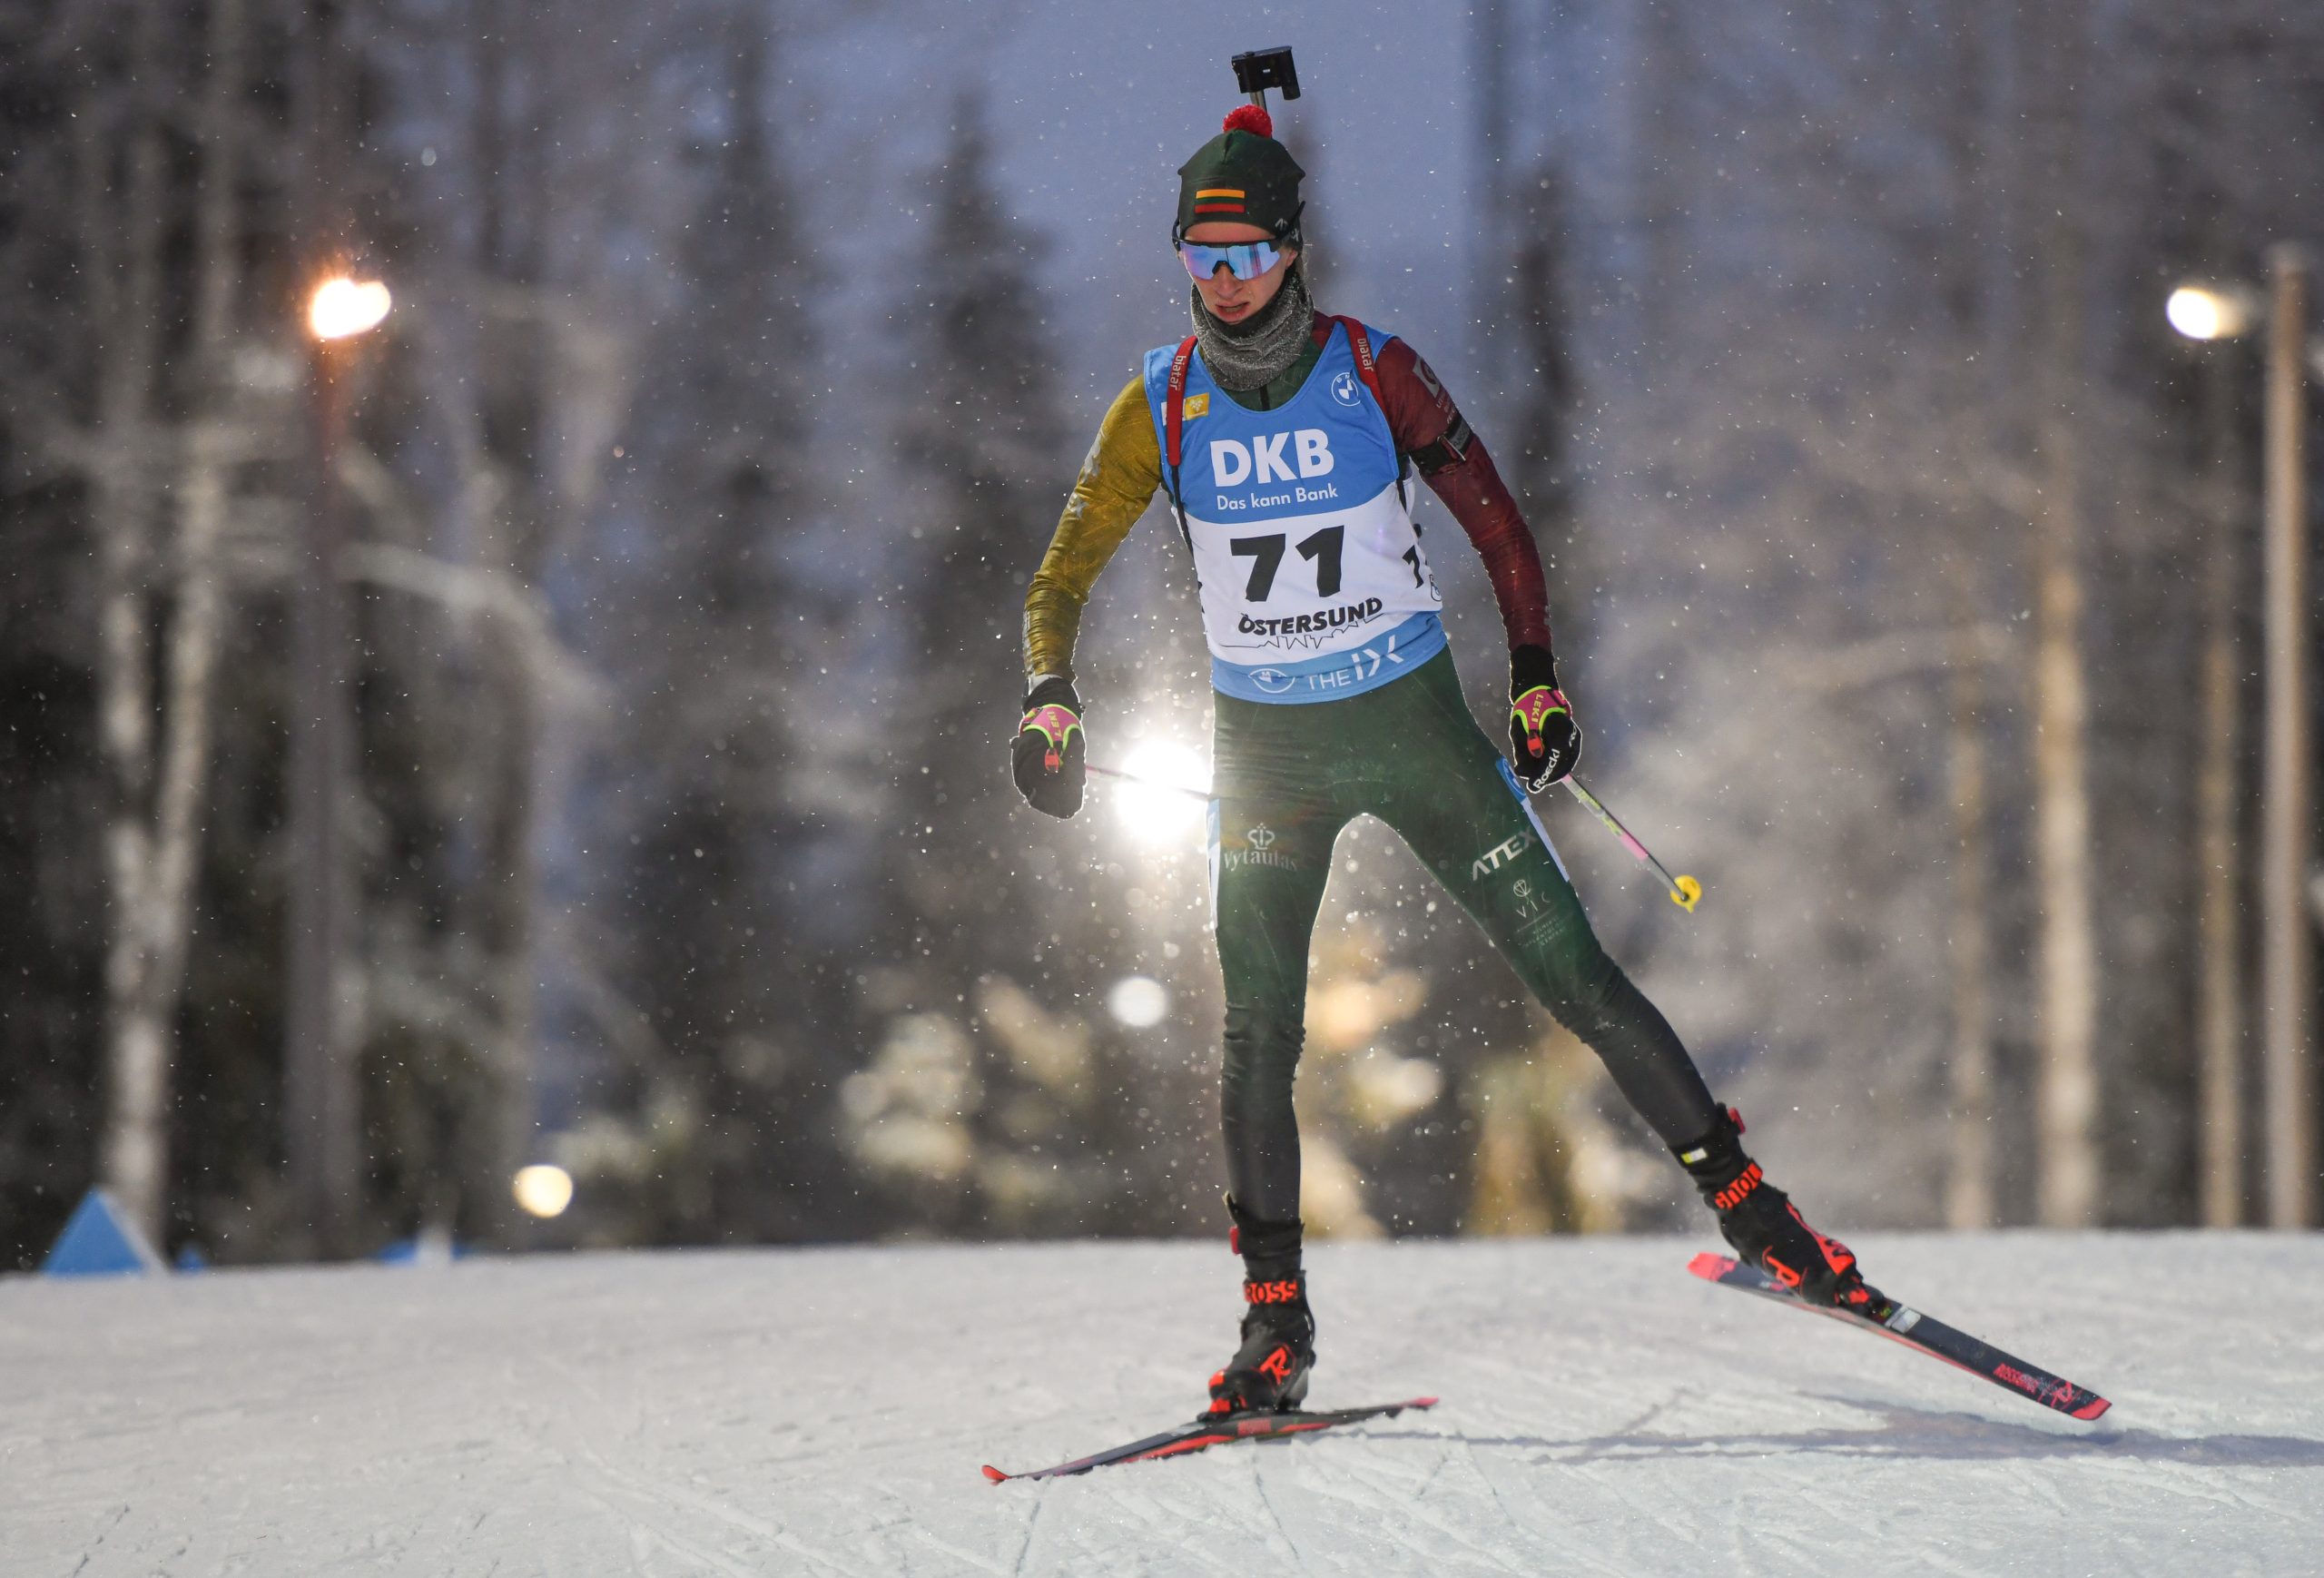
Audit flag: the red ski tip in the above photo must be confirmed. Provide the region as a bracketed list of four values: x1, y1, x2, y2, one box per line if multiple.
[1412, 1396, 1440, 1407]
[980, 1465, 1008, 1484]
[2072, 1396, 2112, 1421]
[1687, 1251, 1737, 1278]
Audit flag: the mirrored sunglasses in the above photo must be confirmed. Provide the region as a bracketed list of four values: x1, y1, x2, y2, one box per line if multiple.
[1178, 239, 1285, 283]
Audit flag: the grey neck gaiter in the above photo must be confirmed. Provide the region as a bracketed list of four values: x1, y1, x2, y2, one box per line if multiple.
[1189, 264, 1316, 392]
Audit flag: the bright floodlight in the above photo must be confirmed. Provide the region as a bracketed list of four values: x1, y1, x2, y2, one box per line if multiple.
[2166, 284, 2250, 341]
[1114, 739, 1210, 846]
[1108, 975, 1169, 1028]
[309, 278, 392, 340]
[512, 1163, 574, 1218]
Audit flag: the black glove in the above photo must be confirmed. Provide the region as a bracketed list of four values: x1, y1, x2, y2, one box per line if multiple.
[1508, 644, 1581, 790]
[1012, 676, 1086, 819]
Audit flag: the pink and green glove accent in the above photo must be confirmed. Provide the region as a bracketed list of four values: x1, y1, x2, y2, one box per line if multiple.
[1509, 644, 1581, 790]
[1013, 677, 1086, 819]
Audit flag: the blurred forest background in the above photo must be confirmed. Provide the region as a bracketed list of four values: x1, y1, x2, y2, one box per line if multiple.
[3, 0, 2320, 1268]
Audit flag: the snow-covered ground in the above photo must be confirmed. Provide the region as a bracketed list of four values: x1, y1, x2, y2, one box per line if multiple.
[5, 1232, 2320, 1576]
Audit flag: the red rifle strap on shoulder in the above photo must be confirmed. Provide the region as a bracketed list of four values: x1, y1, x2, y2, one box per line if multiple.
[1165, 335, 1198, 468]
[1330, 315, 1387, 412]
[1161, 335, 1199, 551]
[1328, 314, 1407, 508]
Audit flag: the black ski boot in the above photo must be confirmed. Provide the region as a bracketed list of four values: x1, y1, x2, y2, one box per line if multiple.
[1674, 1106, 1880, 1312]
[1200, 1197, 1315, 1420]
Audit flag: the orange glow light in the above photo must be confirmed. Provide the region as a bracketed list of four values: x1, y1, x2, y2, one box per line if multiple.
[309, 278, 391, 340]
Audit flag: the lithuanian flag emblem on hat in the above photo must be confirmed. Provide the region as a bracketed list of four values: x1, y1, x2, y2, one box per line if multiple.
[1194, 187, 1246, 215]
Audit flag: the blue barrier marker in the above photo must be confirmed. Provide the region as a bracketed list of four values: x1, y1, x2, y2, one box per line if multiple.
[42, 1189, 165, 1277]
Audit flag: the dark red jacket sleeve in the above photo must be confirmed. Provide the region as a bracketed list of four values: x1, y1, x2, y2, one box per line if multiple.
[1364, 333, 1553, 656]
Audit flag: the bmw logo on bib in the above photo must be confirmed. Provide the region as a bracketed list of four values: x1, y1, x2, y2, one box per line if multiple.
[1250, 668, 1296, 694]
[1330, 370, 1360, 407]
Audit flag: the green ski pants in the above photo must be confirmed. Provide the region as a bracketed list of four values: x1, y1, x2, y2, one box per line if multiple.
[1207, 649, 1718, 1224]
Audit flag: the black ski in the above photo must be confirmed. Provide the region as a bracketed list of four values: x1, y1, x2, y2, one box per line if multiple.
[1689, 1253, 2110, 1420]
[981, 1396, 1437, 1483]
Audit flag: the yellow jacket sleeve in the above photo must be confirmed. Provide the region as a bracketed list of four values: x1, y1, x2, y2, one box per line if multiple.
[1023, 376, 1164, 685]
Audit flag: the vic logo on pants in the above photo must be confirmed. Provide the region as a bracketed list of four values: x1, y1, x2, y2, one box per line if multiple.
[1211, 429, 1335, 487]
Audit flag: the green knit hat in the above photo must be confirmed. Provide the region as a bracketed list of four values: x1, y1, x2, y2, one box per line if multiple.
[1174, 104, 1305, 243]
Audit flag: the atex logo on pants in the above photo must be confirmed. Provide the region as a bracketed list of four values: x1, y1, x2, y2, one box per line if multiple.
[1212, 430, 1335, 486]
[1472, 830, 1535, 880]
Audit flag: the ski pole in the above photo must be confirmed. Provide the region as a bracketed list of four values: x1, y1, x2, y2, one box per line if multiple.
[1089, 761, 1698, 912]
[1085, 763, 1209, 801]
[1557, 775, 1701, 912]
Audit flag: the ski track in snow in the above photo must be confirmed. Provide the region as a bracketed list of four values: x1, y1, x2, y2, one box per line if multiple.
[3, 1233, 2319, 1576]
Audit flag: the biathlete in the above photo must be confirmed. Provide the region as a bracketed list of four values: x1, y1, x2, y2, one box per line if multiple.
[1013, 100, 1877, 1420]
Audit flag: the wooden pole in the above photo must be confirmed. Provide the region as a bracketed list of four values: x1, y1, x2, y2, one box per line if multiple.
[285, 340, 356, 1256]
[2261, 246, 2313, 1230]
[2030, 0, 2101, 1229]
[2195, 348, 2245, 1228]
[1945, 606, 1995, 1229]
[284, 0, 359, 1257]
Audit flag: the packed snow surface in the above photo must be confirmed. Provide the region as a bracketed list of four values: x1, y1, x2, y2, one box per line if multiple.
[6, 1232, 2321, 1575]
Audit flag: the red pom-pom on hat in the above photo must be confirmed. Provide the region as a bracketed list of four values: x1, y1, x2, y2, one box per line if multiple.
[1222, 104, 1274, 138]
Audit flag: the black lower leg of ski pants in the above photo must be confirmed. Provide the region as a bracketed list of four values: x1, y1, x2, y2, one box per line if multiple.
[1207, 648, 1720, 1225]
